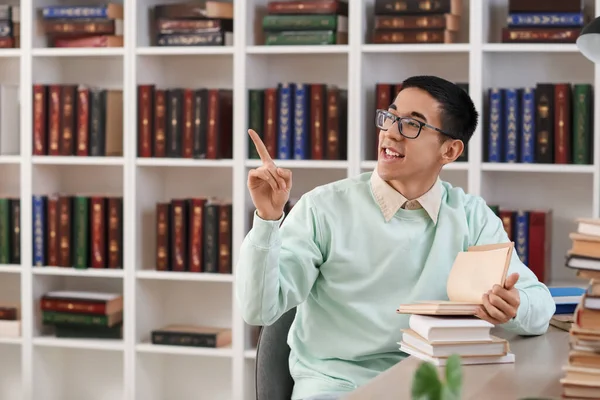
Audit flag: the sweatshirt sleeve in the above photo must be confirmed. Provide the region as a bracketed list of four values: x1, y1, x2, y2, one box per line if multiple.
[235, 194, 324, 326]
[469, 198, 556, 336]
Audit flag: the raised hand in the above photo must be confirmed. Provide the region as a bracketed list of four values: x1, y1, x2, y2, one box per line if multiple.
[247, 129, 292, 221]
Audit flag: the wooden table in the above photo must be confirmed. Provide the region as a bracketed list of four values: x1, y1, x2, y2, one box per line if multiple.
[344, 327, 569, 400]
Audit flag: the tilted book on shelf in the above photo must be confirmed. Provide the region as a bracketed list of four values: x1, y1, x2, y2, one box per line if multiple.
[396, 242, 514, 315]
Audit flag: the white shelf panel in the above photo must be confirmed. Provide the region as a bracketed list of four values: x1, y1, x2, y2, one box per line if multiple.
[0, 49, 21, 58]
[0, 265, 21, 274]
[482, 44, 580, 53]
[31, 156, 125, 166]
[360, 161, 469, 171]
[136, 46, 235, 56]
[136, 343, 233, 357]
[0, 337, 21, 345]
[246, 45, 349, 54]
[244, 349, 256, 359]
[32, 337, 124, 351]
[245, 159, 348, 169]
[481, 163, 595, 174]
[0, 156, 20, 164]
[31, 48, 125, 57]
[32, 266, 124, 278]
[136, 158, 235, 168]
[362, 44, 471, 53]
[136, 270, 233, 282]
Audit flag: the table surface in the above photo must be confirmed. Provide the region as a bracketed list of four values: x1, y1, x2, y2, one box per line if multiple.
[344, 326, 569, 400]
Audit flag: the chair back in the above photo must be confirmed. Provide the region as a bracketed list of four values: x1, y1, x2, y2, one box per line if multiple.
[255, 307, 297, 400]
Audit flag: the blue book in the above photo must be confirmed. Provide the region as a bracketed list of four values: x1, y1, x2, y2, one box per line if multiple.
[520, 88, 535, 163]
[277, 83, 294, 160]
[293, 83, 309, 160]
[504, 88, 521, 162]
[507, 12, 585, 27]
[549, 287, 585, 315]
[32, 196, 46, 267]
[488, 88, 505, 162]
[515, 211, 529, 265]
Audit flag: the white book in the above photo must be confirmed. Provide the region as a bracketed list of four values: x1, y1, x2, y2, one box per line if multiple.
[399, 343, 515, 366]
[408, 314, 494, 343]
[401, 329, 509, 358]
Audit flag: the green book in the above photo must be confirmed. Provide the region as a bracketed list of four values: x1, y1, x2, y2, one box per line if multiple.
[73, 196, 89, 269]
[572, 84, 592, 165]
[262, 14, 345, 31]
[248, 89, 264, 159]
[0, 198, 9, 264]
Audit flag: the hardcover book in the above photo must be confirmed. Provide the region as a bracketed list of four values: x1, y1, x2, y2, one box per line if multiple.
[396, 242, 514, 315]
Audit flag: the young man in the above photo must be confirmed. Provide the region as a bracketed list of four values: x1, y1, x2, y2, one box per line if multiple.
[236, 75, 555, 400]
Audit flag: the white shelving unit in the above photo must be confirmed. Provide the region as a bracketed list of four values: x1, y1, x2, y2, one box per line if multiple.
[0, 0, 597, 398]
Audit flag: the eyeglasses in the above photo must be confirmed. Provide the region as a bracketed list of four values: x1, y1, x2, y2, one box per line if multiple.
[375, 109, 460, 140]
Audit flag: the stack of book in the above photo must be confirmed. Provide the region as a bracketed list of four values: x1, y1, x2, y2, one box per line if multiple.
[398, 314, 515, 366]
[501, 0, 587, 43]
[0, 305, 20, 338]
[149, 1, 233, 47]
[40, 291, 123, 339]
[370, 0, 461, 44]
[560, 219, 600, 398]
[261, 0, 348, 45]
[37, 3, 123, 48]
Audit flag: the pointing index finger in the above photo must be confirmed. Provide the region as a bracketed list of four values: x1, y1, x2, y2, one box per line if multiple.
[248, 129, 273, 164]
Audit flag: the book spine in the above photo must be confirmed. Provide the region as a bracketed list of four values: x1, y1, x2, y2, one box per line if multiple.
[9, 199, 19, 264]
[0, 198, 9, 263]
[32, 196, 46, 266]
[504, 88, 520, 163]
[248, 89, 264, 159]
[507, 12, 584, 27]
[515, 211, 529, 265]
[293, 83, 309, 160]
[487, 88, 504, 162]
[277, 83, 294, 159]
[520, 87, 535, 163]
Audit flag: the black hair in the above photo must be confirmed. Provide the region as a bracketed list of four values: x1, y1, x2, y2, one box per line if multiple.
[399, 75, 479, 144]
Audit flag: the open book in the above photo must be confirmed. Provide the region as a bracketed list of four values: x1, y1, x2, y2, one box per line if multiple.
[396, 242, 514, 316]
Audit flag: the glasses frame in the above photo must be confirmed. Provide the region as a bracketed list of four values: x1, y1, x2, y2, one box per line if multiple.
[375, 109, 461, 141]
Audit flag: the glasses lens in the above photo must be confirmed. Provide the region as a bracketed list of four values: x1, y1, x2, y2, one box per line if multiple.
[376, 110, 395, 130]
[399, 118, 421, 138]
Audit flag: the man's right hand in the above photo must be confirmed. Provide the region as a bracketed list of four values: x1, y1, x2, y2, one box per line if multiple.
[247, 129, 292, 221]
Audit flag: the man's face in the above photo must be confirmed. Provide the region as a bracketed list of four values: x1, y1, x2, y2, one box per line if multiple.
[376, 87, 450, 182]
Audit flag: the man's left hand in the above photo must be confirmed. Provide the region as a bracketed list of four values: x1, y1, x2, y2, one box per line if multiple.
[475, 273, 520, 325]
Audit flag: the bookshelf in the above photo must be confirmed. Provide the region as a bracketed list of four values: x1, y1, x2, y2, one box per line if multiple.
[0, 0, 597, 399]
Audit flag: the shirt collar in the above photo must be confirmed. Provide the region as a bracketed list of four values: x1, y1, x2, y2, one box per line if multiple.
[369, 170, 442, 224]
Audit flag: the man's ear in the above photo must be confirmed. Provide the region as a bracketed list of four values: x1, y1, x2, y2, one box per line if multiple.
[441, 139, 464, 164]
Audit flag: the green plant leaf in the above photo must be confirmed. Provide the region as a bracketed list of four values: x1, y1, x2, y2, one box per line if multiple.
[445, 354, 462, 398]
[411, 361, 442, 400]
[441, 385, 461, 400]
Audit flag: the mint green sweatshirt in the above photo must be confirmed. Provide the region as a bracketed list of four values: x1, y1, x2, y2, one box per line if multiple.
[235, 172, 555, 399]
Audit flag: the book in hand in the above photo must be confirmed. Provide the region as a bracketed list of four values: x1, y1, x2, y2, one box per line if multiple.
[396, 242, 514, 316]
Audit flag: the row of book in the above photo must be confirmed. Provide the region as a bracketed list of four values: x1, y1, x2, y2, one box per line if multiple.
[148, 1, 233, 47]
[32, 195, 123, 269]
[37, 3, 123, 48]
[137, 85, 233, 159]
[260, 0, 348, 46]
[32, 84, 124, 157]
[0, 5, 18, 49]
[559, 219, 600, 398]
[248, 84, 348, 161]
[370, 0, 461, 45]
[502, 0, 588, 43]
[489, 206, 552, 284]
[155, 198, 232, 274]
[0, 197, 19, 265]
[485, 83, 593, 165]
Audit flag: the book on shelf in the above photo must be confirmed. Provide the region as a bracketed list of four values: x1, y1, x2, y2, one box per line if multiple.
[149, 1, 234, 46]
[370, 0, 461, 44]
[137, 85, 232, 159]
[37, 3, 123, 48]
[150, 325, 232, 348]
[248, 83, 348, 161]
[32, 84, 123, 157]
[40, 290, 123, 339]
[32, 195, 123, 269]
[488, 206, 552, 284]
[0, 305, 20, 338]
[0, 197, 20, 265]
[397, 314, 515, 366]
[484, 83, 593, 165]
[0, 5, 19, 48]
[396, 242, 513, 315]
[260, 0, 348, 45]
[155, 198, 232, 274]
[502, 0, 588, 43]
[559, 218, 600, 398]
